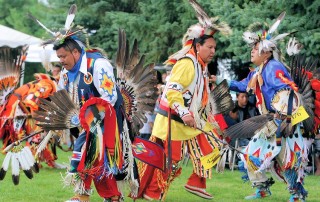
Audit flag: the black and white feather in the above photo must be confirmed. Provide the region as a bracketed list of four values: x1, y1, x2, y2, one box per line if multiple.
[286, 37, 303, 56]
[268, 11, 286, 35]
[65, 4, 77, 31]
[0, 146, 38, 185]
[28, 4, 79, 46]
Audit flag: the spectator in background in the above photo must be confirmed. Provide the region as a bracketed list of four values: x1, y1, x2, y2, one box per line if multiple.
[139, 111, 155, 140]
[223, 107, 238, 128]
[234, 92, 259, 146]
[224, 92, 259, 147]
[51, 63, 62, 81]
[161, 72, 167, 84]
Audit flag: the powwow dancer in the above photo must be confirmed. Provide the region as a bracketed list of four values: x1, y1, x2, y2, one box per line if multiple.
[219, 12, 315, 202]
[32, 4, 158, 202]
[31, 5, 125, 201]
[134, 0, 233, 201]
[0, 45, 62, 185]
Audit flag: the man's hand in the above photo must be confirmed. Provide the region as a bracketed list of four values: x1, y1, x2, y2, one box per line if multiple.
[182, 114, 197, 128]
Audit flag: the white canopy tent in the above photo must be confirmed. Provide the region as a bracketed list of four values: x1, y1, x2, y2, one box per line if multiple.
[25, 43, 59, 63]
[0, 25, 59, 84]
[0, 24, 59, 62]
[0, 24, 42, 47]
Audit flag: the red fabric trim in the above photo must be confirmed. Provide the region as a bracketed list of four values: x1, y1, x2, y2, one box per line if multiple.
[311, 79, 320, 92]
[275, 70, 298, 91]
[301, 69, 313, 80]
[255, 80, 263, 107]
[184, 39, 193, 47]
[315, 92, 320, 101]
[158, 102, 179, 116]
[214, 114, 228, 130]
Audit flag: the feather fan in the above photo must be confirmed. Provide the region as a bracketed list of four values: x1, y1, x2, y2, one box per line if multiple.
[224, 114, 274, 139]
[33, 89, 80, 130]
[211, 79, 234, 115]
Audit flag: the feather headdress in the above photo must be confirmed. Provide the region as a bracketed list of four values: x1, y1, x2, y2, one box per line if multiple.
[28, 4, 88, 48]
[165, 0, 231, 65]
[243, 12, 292, 61]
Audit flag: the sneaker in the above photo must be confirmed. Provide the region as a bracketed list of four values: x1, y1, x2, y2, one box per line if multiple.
[65, 195, 90, 202]
[184, 184, 213, 200]
[245, 189, 271, 200]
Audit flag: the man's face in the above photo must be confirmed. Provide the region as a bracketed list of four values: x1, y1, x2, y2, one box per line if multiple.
[250, 43, 270, 66]
[237, 93, 248, 107]
[196, 37, 216, 64]
[56, 47, 80, 70]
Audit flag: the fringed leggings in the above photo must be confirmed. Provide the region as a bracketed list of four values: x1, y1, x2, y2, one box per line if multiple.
[241, 125, 308, 199]
[135, 131, 220, 200]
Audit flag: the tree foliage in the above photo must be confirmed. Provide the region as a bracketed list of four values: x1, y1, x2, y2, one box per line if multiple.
[0, 0, 49, 37]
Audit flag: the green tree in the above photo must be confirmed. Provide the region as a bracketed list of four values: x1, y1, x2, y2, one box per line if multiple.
[0, 0, 50, 37]
[27, 0, 320, 76]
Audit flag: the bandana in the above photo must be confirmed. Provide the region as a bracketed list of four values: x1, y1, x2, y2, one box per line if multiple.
[67, 49, 84, 83]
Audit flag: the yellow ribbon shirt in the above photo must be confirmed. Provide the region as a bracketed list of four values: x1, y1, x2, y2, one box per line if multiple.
[152, 58, 214, 141]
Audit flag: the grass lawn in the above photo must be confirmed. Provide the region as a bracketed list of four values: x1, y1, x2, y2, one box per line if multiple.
[0, 146, 319, 202]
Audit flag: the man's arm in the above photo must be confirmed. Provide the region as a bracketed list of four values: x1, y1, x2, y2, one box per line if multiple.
[166, 59, 196, 127]
[229, 71, 255, 92]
